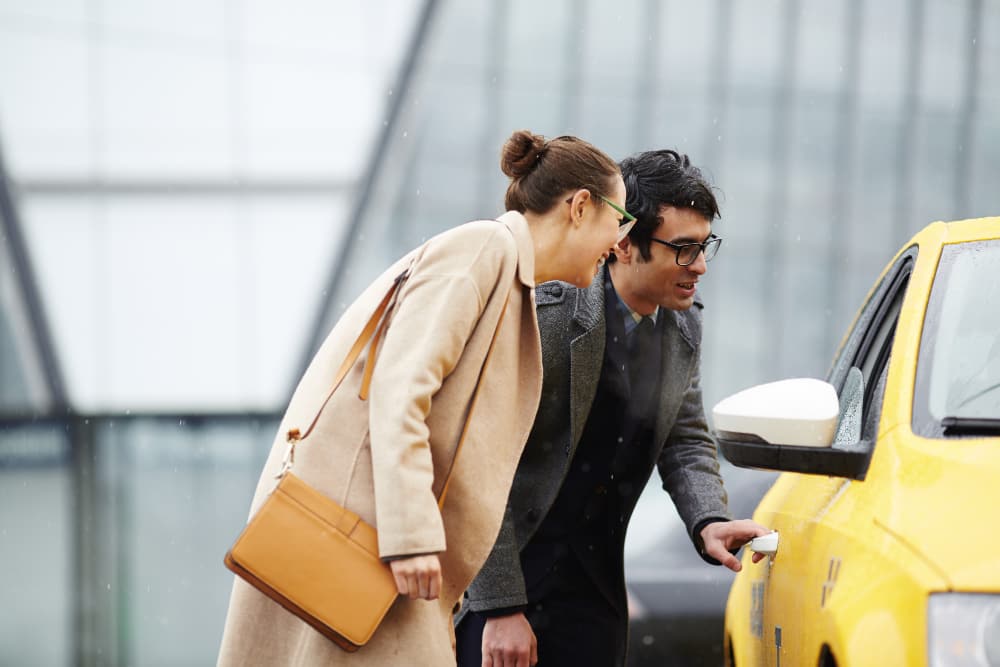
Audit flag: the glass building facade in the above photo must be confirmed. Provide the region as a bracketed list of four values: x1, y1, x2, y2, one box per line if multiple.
[1, 0, 998, 664]
[322, 0, 999, 404]
[0, 1, 419, 664]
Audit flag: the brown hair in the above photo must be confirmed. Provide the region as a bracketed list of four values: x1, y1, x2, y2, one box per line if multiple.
[500, 130, 620, 214]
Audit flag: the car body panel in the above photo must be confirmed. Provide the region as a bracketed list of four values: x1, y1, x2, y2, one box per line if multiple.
[725, 217, 1000, 667]
[874, 432, 1000, 590]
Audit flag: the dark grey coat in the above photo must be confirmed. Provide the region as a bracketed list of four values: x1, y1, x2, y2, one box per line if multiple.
[462, 269, 731, 619]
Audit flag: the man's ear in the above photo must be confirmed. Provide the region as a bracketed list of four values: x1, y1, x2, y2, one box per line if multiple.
[615, 235, 635, 264]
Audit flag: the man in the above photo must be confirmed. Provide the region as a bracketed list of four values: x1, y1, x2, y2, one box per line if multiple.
[455, 150, 770, 667]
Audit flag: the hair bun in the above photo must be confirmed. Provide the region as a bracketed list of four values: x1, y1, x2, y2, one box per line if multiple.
[500, 130, 546, 178]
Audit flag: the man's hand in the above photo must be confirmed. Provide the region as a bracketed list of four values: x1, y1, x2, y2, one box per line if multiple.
[482, 612, 538, 667]
[389, 554, 442, 600]
[700, 519, 772, 572]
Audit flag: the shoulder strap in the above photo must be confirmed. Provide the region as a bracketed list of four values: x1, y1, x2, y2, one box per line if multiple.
[278, 268, 409, 476]
[279, 268, 513, 512]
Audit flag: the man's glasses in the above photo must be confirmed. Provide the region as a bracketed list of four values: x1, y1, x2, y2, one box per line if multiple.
[595, 194, 637, 242]
[649, 235, 722, 266]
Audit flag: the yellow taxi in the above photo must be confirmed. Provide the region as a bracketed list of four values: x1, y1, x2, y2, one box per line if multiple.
[714, 218, 1000, 666]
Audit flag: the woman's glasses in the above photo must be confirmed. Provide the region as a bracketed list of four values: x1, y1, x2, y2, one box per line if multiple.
[565, 192, 638, 243]
[595, 195, 637, 242]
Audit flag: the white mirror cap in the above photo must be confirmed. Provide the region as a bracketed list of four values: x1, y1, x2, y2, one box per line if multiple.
[712, 378, 839, 447]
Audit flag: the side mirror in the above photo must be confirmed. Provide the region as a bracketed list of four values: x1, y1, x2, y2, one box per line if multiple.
[713, 378, 839, 447]
[713, 371, 872, 480]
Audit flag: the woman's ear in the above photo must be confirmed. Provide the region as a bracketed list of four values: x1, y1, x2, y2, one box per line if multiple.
[568, 189, 591, 225]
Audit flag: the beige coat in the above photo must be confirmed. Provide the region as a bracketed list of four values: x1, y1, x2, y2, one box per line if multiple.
[218, 212, 543, 666]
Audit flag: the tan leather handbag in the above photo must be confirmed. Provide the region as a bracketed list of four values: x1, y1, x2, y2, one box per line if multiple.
[224, 268, 508, 652]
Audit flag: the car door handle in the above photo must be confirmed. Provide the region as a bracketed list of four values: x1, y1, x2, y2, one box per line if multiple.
[749, 531, 779, 556]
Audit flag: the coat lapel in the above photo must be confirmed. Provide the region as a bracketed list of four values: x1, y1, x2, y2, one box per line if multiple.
[653, 308, 696, 445]
[569, 273, 606, 450]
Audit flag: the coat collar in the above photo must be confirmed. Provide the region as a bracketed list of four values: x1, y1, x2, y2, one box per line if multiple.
[568, 271, 607, 449]
[496, 211, 536, 288]
[572, 268, 606, 332]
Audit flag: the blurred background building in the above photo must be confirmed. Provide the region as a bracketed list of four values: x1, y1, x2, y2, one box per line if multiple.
[1, 0, 997, 664]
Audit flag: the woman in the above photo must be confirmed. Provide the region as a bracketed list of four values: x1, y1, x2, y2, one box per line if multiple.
[218, 130, 632, 665]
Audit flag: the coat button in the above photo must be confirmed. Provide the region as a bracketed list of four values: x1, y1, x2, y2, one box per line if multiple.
[551, 285, 563, 297]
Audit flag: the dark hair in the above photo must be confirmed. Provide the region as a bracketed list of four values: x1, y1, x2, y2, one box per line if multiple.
[501, 130, 620, 214]
[610, 149, 720, 263]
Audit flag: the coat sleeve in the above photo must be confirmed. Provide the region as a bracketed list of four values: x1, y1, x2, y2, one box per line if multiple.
[464, 502, 529, 612]
[656, 309, 732, 556]
[367, 226, 514, 559]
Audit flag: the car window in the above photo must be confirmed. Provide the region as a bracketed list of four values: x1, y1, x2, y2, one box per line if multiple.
[863, 346, 892, 441]
[831, 367, 863, 447]
[824, 263, 909, 475]
[913, 239, 1000, 437]
[856, 281, 906, 429]
[827, 249, 916, 397]
[828, 251, 912, 435]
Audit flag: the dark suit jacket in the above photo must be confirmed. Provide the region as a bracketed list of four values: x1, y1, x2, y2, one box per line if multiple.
[461, 270, 731, 619]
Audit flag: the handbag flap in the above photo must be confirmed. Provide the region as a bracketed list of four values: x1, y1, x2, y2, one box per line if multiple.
[276, 473, 380, 556]
[229, 474, 398, 646]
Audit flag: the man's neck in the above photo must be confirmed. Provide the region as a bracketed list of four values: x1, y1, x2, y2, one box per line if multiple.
[608, 263, 657, 316]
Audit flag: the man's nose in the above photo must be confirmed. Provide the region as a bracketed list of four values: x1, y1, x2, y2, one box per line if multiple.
[689, 250, 708, 275]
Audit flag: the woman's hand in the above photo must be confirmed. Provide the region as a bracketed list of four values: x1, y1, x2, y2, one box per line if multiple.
[389, 554, 442, 600]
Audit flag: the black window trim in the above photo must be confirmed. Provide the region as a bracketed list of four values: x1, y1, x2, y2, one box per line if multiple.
[828, 246, 917, 394]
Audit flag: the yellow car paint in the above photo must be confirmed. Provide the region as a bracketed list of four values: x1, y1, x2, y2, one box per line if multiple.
[725, 218, 1000, 667]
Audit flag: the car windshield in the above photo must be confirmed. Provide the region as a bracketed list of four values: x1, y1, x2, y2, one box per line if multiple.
[914, 239, 1000, 436]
